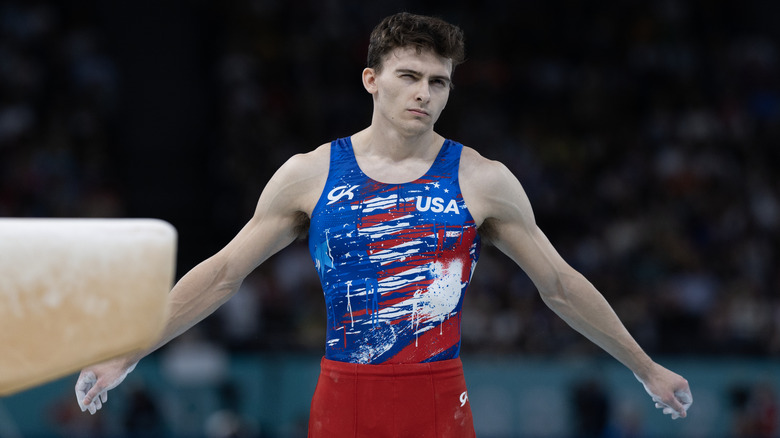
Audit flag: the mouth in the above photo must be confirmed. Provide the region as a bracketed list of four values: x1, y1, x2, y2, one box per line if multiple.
[408, 108, 430, 117]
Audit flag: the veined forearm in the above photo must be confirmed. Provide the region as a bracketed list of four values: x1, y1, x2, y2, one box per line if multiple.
[540, 270, 654, 377]
[128, 258, 241, 364]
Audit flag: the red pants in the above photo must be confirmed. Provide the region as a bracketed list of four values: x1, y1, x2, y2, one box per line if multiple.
[308, 357, 475, 438]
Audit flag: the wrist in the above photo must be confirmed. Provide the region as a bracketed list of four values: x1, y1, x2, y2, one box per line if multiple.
[109, 353, 141, 371]
[631, 359, 656, 382]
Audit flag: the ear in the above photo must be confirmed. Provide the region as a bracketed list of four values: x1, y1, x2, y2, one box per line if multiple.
[362, 67, 378, 94]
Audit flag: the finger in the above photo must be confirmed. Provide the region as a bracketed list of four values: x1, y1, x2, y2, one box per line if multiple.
[663, 406, 680, 419]
[100, 391, 108, 403]
[83, 382, 104, 407]
[75, 371, 96, 392]
[655, 401, 680, 417]
[76, 387, 88, 412]
[665, 395, 686, 415]
[662, 404, 685, 419]
[676, 389, 693, 408]
[75, 372, 96, 411]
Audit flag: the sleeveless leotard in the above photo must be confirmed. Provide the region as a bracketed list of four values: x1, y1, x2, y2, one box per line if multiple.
[308, 137, 481, 364]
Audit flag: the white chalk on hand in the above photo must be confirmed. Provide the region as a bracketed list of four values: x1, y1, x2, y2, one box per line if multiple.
[635, 373, 692, 419]
[75, 362, 136, 414]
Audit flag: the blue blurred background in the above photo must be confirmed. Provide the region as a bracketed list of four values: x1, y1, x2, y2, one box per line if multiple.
[1, 0, 779, 436]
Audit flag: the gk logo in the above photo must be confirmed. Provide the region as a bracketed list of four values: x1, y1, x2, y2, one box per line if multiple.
[460, 391, 469, 407]
[327, 185, 359, 205]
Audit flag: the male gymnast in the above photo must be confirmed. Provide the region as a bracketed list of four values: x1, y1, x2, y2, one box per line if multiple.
[76, 12, 692, 437]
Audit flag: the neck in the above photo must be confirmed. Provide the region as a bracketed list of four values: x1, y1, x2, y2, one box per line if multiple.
[349, 127, 445, 184]
[353, 125, 442, 161]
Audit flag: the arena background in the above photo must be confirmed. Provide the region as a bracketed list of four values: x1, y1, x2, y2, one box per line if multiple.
[1, 0, 779, 437]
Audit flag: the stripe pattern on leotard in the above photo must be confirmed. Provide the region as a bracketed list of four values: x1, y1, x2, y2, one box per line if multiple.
[308, 137, 481, 364]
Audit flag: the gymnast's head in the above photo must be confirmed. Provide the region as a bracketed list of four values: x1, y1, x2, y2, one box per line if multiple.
[366, 12, 466, 79]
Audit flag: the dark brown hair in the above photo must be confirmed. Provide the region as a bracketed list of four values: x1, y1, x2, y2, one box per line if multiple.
[367, 12, 466, 73]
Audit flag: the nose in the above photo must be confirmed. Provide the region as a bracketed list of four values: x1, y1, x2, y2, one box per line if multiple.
[416, 81, 430, 103]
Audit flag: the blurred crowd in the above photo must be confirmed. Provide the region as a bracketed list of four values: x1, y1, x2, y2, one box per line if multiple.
[0, 0, 123, 218]
[2, 0, 779, 362]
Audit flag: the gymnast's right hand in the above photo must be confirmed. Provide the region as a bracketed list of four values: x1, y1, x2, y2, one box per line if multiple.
[75, 358, 137, 414]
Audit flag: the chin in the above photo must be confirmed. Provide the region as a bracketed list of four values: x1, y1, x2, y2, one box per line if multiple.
[400, 126, 433, 137]
[401, 119, 434, 134]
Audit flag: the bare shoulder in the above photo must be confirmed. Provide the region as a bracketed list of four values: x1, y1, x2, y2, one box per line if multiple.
[219, 143, 332, 267]
[459, 145, 532, 227]
[259, 142, 331, 216]
[459, 146, 510, 183]
[280, 142, 331, 178]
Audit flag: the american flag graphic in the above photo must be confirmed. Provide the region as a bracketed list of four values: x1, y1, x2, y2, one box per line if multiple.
[309, 138, 481, 364]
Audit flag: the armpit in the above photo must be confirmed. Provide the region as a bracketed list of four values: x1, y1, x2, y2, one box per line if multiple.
[293, 211, 310, 240]
[477, 218, 498, 247]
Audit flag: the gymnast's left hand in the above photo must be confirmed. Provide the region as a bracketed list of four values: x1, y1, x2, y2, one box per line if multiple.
[635, 364, 692, 419]
[75, 358, 137, 414]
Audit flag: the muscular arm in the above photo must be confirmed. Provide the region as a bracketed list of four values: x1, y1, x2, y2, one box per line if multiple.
[461, 148, 691, 418]
[148, 159, 318, 355]
[136, 149, 324, 360]
[76, 146, 329, 411]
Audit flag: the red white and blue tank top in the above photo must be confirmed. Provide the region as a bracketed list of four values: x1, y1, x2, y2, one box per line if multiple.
[308, 137, 481, 364]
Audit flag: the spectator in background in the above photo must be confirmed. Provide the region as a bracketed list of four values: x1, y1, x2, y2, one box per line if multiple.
[2, 0, 779, 364]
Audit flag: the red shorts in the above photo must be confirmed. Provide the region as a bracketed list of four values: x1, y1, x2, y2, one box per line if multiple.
[308, 357, 475, 438]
